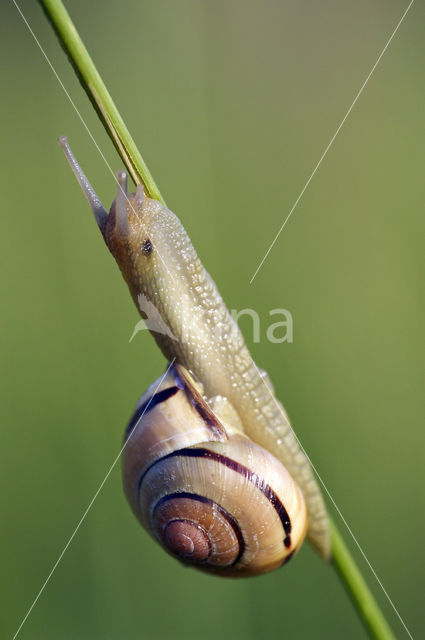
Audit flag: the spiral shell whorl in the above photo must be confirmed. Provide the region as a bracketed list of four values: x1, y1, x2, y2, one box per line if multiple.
[152, 493, 241, 568]
[162, 519, 211, 562]
[122, 365, 308, 576]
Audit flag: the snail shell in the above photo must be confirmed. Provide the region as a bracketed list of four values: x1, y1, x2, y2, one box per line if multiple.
[122, 364, 308, 577]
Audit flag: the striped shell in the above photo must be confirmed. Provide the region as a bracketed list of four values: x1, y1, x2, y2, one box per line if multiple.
[122, 365, 308, 576]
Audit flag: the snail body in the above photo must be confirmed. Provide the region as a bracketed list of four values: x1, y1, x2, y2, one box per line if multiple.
[123, 364, 307, 575]
[59, 137, 331, 572]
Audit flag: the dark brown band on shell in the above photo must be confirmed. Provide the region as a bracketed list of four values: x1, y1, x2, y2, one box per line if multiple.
[139, 448, 292, 548]
[152, 492, 245, 566]
[281, 549, 296, 566]
[179, 448, 292, 544]
[123, 385, 179, 441]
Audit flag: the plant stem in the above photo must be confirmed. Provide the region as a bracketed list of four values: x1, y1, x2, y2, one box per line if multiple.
[39, 0, 165, 204]
[330, 517, 397, 640]
[39, 2, 399, 639]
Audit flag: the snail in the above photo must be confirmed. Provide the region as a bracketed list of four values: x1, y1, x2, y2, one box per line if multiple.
[59, 136, 331, 575]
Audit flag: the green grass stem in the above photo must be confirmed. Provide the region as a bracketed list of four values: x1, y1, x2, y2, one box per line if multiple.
[39, 2, 400, 639]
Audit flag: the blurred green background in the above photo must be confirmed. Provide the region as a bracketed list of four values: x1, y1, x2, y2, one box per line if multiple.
[1, 1, 423, 638]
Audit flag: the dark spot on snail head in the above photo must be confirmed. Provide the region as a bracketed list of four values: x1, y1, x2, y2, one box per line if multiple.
[142, 238, 153, 254]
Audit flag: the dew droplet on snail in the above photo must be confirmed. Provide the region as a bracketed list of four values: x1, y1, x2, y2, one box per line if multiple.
[59, 136, 331, 576]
